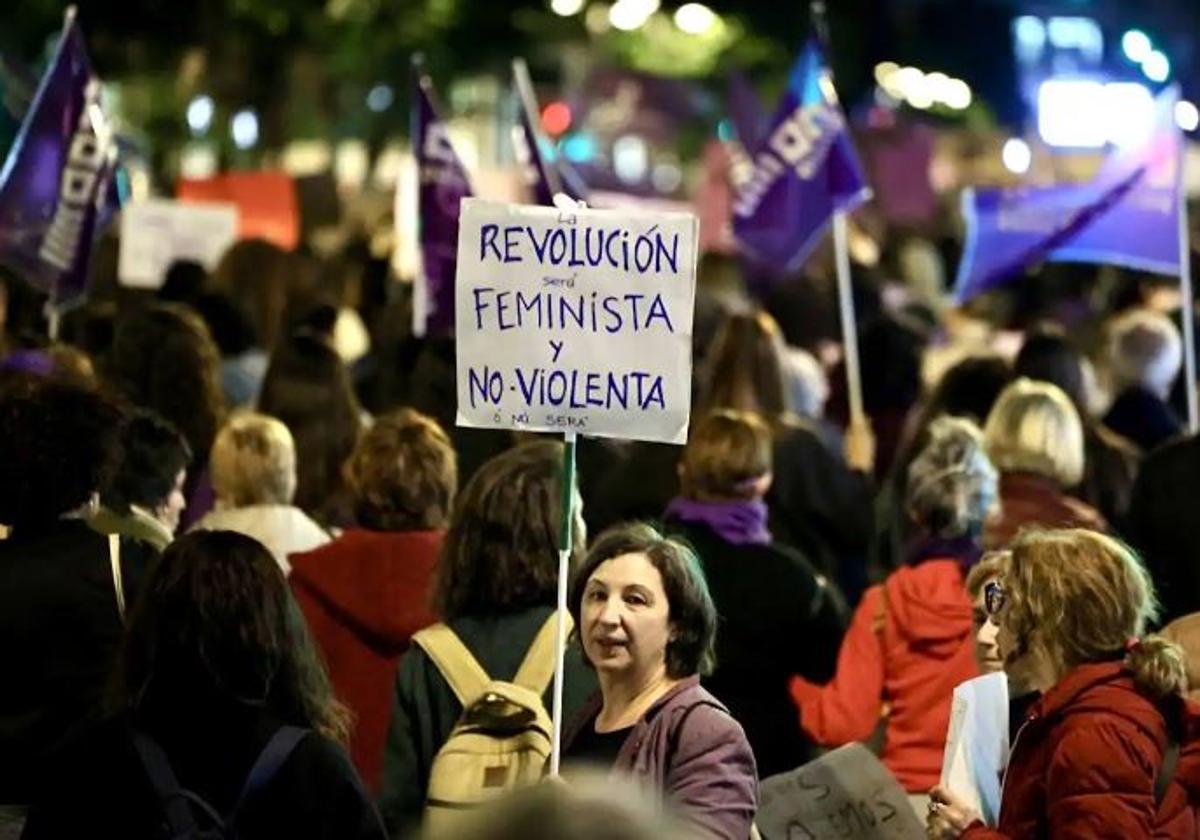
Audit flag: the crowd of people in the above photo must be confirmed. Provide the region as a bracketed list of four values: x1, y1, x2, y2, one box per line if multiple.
[3, 227, 1200, 840]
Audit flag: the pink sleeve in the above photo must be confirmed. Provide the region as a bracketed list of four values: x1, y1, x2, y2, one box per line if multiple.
[789, 585, 887, 746]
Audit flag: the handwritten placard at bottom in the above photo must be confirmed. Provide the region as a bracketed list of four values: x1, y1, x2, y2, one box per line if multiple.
[757, 744, 924, 840]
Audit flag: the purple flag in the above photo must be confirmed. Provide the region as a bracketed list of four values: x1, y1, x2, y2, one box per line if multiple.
[511, 59, 587, 206]
[413, 63, 473, 338]
[727, 69, 768, 151]
[955, 88, 1183, 303]
[0, 10, 117, 305]
[732, 40, 871, 273]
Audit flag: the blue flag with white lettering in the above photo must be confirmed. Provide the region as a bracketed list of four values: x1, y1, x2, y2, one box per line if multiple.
[0, 10, 117, 304]
[733, 40, 871, 273]
[955, 87, 1183, 303]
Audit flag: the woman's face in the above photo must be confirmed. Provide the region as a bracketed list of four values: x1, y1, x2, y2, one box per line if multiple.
[973, 579, 1003, 674]
[158, 469, 188, 535]
[581, 552, 673, 684]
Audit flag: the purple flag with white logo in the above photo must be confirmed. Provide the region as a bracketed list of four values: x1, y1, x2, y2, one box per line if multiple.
[0, 9, 117, 305]
[413, 63, 473, 338]
[955, 87, 1183, 303]
[512, 59, 587, 206]
[732, 40, 871, 273]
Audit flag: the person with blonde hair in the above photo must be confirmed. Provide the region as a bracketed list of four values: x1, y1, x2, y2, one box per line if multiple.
[1103, 308, 1184, 453]
[192, 412, 330, 573]
[663, 409, 847, 777]
[792, 416, 996, 800]
[982, 378, 1106, 549]
[928, 528, 1200, 839]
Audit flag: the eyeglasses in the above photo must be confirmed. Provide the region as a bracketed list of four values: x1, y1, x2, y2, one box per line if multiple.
[984, 579, 1006, 617]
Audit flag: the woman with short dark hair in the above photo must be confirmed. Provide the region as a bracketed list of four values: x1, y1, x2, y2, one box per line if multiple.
[562, 522, 758, 840]
[21, 530, 385, 838]
[0, 377, 158, 809]
[377, 441, 597, 836]
[91, 408, 192, 551]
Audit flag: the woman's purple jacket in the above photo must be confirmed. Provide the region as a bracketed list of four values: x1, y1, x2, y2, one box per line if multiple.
[563, 676, 759, 839]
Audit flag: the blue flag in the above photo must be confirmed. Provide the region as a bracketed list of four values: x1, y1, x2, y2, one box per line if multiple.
[955, 87, 1183, 303]
[733, 40, 871, 273]
[512, 59, 587, 206]
[413, 62, 474, 338]
[0, 9, 118, 304]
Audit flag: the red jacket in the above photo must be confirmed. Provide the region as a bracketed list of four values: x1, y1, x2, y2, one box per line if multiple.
[963, 662, 1200, 840]
[790, 558, 978, 792]
[984, 471, 1108, 550]
[289, 529, 441, 793]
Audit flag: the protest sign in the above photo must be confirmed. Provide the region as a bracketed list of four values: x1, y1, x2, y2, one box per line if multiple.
[117, 199, 238, 289]
[454, 197, 698, 444]
[757, 743, 925, 840]
[177, 171, 299, 250]
[939, 671, 1009, 827]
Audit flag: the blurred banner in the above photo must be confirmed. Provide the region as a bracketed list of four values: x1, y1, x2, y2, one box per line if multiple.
[178, 171, 299, 251]
[0, 9, 118, 304]
[955, 86, 1183, 303]
[118, 199, 238, 290]
[732, 40, 871, 273]
[411, 61, 473, 338]
[857, 120, 938, 230]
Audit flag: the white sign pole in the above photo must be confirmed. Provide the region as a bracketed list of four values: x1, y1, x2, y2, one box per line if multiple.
[549, 428, 577, 776]
[832, 210, 865, 424]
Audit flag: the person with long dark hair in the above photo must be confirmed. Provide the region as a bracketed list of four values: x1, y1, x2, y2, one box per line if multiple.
[21, 530, 385, 838]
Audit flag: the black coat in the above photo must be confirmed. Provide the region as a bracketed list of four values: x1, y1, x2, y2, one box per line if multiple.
[1103, 386, 1184, 455]
[0, 520, 156, 804]
[21, 699, 385, 839]
[665, 518, 849, 778]
[377, 607, 597, 838]
[1126, 433, 1200, 623]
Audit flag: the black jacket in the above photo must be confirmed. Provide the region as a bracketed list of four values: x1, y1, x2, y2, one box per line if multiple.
[377, 607, 597, 838]
[1126, 432, 1200, 623]
[1103, 386, 1183, 454]
[21, 698, 385, 839]
[768, 417, 874, 603]
[665, 518, 848, 778]
[0, 519, 156, 804]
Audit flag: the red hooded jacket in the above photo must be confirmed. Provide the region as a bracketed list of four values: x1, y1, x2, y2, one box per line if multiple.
[963, 662, 1200, 840]
[791, 558, 978, 792]
[289, 529, 441, 793]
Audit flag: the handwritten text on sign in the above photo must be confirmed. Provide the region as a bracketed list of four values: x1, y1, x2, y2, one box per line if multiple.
[756, 744, 925, 840]
[455, 198, 697, 443]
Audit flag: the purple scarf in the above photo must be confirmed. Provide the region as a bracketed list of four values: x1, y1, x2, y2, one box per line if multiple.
[664, 497, 772, 546]
[906, 533, 983, 574]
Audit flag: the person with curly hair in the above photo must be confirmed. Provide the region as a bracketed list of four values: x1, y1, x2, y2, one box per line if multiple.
[21, 530, 386, 838]
[0, 377, 159, 808]
[928, 530, 1200, 839]
[290, 408, 456, 792]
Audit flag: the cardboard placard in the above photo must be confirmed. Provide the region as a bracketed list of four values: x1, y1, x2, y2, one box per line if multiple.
[454, 197, 698, 444]
[118, 199, 238, 289]
[757, 744, 925, 840]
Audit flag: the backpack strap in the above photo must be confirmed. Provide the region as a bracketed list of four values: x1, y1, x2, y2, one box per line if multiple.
[513, 611, 573, 695]
[229, 725, 308, 819]
[1154, 705, 1184, 806]
[131, 729, 224, 834]
[413, 624, 492, 706]
[109, 534, 126, 622]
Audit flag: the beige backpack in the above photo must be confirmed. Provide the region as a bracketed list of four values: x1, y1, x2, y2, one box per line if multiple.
[413, 612, 569, 832]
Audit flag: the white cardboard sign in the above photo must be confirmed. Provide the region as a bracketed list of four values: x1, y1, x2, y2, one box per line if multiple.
[118, 199, 239, 289]
[454, 198, 698, 443]
[757, 744, 925, 840]
[939, 671, 1009, 827]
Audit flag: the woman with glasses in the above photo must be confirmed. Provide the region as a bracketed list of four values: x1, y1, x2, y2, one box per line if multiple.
[927, 529, 1200, 839]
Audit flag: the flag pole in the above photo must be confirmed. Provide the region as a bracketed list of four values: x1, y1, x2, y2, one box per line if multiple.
[811, 0, 866, 426]
[549, 429, 576, 776]
[833, 211, 865, 423]
[1179, 157, 1197, 433]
